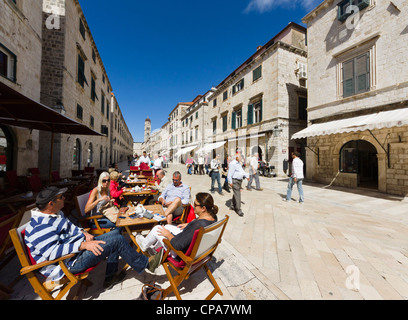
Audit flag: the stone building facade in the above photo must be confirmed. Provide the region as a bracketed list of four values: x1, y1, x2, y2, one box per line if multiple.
[0, 0, 43, 180]
[39, 0, 132, 177]
[207, 22, 307, 176]
[0, 0, 133, 186]
[297, 0, 408, 196]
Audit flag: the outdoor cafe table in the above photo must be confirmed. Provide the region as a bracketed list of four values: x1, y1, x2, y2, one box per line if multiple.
[0, 192, 38, 211]
[116, 204, 166, 254]
[125, 179, 148, 186]
[121, 188, 158, 206]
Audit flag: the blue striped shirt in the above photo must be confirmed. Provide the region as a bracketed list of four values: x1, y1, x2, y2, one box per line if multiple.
[25, 208, 85, 282]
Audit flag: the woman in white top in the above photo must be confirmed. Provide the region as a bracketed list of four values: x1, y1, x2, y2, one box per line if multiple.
[85, 172, 117, 229]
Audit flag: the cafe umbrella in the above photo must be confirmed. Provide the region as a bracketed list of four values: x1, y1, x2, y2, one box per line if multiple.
[0, 81, 103, 180]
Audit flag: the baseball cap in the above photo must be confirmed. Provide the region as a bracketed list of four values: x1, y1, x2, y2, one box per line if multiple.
[36, 186, 68, 206]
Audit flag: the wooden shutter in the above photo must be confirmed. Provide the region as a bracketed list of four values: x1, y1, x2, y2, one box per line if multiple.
[343, 59, 354, 97]
[231, 111, 236, 129]
[247, 104, 254, 125]
[259, 100, 263, 122]
[355, 53, 370, 94]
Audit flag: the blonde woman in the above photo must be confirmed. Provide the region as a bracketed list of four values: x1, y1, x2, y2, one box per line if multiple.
[85, 172, 117, 229]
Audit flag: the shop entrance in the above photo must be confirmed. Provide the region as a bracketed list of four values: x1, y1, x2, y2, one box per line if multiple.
[339, 140, 378, 189]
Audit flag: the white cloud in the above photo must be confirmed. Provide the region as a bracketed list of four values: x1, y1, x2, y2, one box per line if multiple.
[244, 0, 323, 13]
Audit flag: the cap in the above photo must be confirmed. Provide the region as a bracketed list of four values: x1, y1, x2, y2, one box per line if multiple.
[36, 186, 68, 206]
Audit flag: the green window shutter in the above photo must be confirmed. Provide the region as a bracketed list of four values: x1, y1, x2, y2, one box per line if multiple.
[78, 54, 84, 87]
[259, 100, 263, 122]
[231, 111, 236, 129]
[253, 66, 262, 81]
[247, 104, 253, 125]
[343, 59, 354, 97]
[356, 53, 370, 94]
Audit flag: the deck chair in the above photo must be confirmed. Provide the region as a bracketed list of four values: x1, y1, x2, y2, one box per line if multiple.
[51, 171, 61, 182]
[5, 170, 25, 193]
[9, 223, 96, 300]
[172, 204, 195, 224]
[29, 168, 40, 176]
[27, 175, 43, 192]
[74, 192, 111, 235]
[142, 170, 153, 177]
[160, 215, 229, 300]
[84, 167, 94, 176]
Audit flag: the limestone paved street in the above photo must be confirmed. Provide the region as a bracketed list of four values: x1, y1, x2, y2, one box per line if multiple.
[2, 161, 408, 300]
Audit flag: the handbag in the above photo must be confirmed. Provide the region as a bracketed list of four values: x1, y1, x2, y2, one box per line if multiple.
[135, 283, 164, 300]
[208, 169, 213, 178]
[100, 202, 120, 223]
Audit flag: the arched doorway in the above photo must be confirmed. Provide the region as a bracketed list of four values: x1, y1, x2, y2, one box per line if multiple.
[0, 125, 14, 172]
[339, 140, 378, 189]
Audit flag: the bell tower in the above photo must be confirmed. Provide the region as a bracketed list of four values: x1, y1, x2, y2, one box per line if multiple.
[144, 117, 151, 143]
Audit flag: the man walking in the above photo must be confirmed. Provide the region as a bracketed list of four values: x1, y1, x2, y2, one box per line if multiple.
[247, 152, 263, 191]
[283, 152, 304, 203]
[227, 153, 249, 217]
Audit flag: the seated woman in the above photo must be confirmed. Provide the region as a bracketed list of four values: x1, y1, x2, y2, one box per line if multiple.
[136, 192, 218, 257]
[109, 171, 127, 207]
[85, 172, 117, 230]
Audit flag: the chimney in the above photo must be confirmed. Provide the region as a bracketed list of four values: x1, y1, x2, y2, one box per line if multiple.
[257, 45, 262, 51]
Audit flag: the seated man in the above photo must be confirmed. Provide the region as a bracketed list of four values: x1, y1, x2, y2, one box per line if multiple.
[158, 171, 190, 224]
[24, 186, 163, 290]
[148, 169, 171, 205]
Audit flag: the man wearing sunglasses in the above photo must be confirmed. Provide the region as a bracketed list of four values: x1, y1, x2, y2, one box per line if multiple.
[158, 171, 190, 224]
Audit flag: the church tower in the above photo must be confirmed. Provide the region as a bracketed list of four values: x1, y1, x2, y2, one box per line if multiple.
[144, 117, 151, 143]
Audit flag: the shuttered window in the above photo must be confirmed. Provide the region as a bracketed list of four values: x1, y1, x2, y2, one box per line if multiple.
[231, 111, 236, 129]
[342, 52, 370, 98]
[77, 54, 88, 87]
[247, 104, 254, 125]
[253, 65, 262, 82]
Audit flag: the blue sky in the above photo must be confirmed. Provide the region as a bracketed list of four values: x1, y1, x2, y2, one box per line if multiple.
[79, 0, 323, 142]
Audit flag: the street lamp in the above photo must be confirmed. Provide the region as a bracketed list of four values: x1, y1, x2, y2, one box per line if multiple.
[53, 101, 66, 115]
[272, 125, 282, 137]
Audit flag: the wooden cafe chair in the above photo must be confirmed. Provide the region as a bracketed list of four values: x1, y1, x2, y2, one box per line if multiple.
[8, 223, 97, 300]
[74, 192, 111, 236]
[27, 175, 43, 193]
[159, 215, 229, 300]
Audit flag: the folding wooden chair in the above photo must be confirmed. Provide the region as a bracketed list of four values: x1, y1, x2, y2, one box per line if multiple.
[4, 171, 25, 195]
[160, 215, 229, 300]
[27, 175, 43, 192]
[51, 170, 61, 182]
[84, 167, 94, 176]
[9, 223, 96, 300]
[29, 168, 40, 176]
[74, 192, 111, 236]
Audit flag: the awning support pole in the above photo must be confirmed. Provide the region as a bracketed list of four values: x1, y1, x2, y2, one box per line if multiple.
[367, 129, 390, 168]
[305, 145, 319, 165]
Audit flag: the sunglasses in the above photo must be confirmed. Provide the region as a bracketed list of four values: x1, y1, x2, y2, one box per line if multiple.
[194, 202, 201, 208]
[102, 179, 110, 183]
[53, 194, 65, 202]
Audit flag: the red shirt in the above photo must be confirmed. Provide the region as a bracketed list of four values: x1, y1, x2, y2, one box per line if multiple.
[109, 180, 123, 206]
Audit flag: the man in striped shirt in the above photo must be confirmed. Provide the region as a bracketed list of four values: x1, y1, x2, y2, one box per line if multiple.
[25, 186, 163, 289]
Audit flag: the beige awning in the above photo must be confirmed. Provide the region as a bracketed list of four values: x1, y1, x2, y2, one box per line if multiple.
[175, 145, 197, 157]
[292, 108, 408, 140]
[196, 141, 226, 154]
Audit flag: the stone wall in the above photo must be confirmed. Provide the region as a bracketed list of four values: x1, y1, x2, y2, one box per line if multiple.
[306, 126, 408, 196]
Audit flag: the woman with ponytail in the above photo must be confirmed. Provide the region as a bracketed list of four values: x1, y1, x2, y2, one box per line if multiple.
[136, 192, 218, 257]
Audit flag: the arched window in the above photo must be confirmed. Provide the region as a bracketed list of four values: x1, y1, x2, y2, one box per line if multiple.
[340, 140, 358, 173]
[339, 140, 377, 177]
[100, 146, 103, 167]
[73, 138, 82, 169]
[87, 143, 93, 165]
